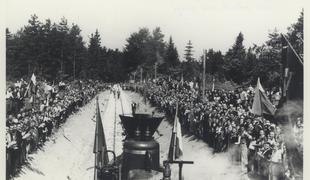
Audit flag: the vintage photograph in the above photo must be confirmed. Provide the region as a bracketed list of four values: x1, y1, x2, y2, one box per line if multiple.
[4, 0, 304, 180]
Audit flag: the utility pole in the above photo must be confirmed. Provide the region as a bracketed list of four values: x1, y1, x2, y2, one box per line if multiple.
[202, 49, 206, 100]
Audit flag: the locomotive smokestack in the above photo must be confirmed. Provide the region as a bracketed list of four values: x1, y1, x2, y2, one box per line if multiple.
[119, 114, 163, 139]
[119, 113, 164, 179]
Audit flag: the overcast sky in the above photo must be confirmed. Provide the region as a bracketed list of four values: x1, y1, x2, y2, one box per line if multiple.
[5, 0, 304, 60]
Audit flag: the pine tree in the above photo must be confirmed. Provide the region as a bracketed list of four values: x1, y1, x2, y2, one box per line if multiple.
[123, 27, 151, 73]
[224, 32, 246, 83]
[88, 29, 102, 79]
[165, 36, 179, 67]
[184, 40, 194, 62]
[287, 10, 303, 58]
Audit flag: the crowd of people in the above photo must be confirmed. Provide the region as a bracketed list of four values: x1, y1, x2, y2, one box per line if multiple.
[5, 76, 303, 180]
[6, 78, 107, 179]
[129, 77, 302, 180]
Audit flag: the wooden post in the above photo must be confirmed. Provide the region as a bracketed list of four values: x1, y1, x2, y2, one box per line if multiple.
[164, 160, 194, 180]
[178, 163, 183, 180]
[94, 153, 97, 180]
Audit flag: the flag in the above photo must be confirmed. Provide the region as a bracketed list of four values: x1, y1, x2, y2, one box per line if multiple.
[23, 73, 37, 97]
[168, 103, 183, 161]
[93, 97, 109, 169]
[251, 78, 276, 116]
[181, 73, 184, 86]
[44, 83, 52, 93]
[31, 73, 36, 85]
[212, 78, 215, 92]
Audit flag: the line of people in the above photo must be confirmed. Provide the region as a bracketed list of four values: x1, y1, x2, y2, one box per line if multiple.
[6, 79, 107, 179]
[126, 78, 302, 180]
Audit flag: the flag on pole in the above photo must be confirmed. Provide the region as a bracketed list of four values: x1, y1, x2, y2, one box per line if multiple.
[251, 78, 276, 116]
[31, 73, 36, 85]
[212, 78, 215, 92]
[168, 103, 183, 161]
[93, 97, 109, 171]
[181, 73, 184, 86]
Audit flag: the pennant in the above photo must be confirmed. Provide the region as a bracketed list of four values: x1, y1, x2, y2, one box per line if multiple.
[181, 73, 184, 86]
[93, 97, 109, 168]
[212, 78, 215, 92]
[251, 78, 276, 116]
[168, 103, 183, 161]
[31, 73, 36, 85]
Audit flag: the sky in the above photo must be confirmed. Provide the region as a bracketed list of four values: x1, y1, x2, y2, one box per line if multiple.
[5, 0, 305, 60]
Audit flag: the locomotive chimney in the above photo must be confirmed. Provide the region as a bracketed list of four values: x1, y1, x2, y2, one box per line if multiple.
[119, 113, 164, 179]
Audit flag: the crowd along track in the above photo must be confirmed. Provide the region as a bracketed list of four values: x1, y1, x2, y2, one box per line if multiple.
[14, 88, 243, 180]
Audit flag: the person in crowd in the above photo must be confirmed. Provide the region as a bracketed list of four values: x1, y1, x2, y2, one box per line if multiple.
[130, 77, 300, 180]
[6, 78, 107, 178]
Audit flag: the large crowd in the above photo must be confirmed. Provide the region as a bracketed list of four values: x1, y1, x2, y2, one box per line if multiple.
[5, 76, 303, 180]
[129, 78, 303, 180]
[5, 78, 107, 179]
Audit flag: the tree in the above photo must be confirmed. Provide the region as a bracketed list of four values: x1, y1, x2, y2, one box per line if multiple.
[184, 40, 194, 62]
[57, 17, 70, 76]
[22, 14, 43, 76]
[123, 27, 151, 74]
[223, 32, 246, 83]
[181, 41, 201, 81]
[165, 36, 179, 67]
[287, 10, 303, 58]
[67, 24, 86, 80]
[87, 29, 103, 79]
[6, 28, 21, 79]
[6, 15, 126, 82]
[147, 27, 166, 76]
[150, 27, 166, 65]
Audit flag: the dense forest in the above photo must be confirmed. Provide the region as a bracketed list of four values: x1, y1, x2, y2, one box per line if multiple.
[6, 11, 303, 88]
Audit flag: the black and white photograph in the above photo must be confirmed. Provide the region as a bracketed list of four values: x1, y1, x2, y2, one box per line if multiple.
[3, 0, 306, 179]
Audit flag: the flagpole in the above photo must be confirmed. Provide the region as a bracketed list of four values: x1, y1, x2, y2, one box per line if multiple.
[259, 81, 263, 116]
[173, 103, 179, 160]
[94, 97, 99, 180]
[94, 153, 97, 180]
[172, 121, 176, 161]
[179, 163, 183, 180]
[281, 34, 303, 65]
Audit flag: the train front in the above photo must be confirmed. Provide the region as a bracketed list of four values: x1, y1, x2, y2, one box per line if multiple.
[119, 113, 164, 179]
[95, 112, 164, 180]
